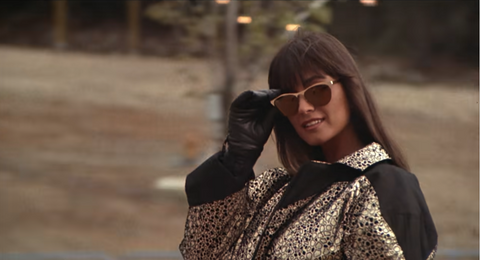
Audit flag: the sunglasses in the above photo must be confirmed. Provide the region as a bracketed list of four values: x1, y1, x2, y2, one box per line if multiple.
[270, 80, 338, 116]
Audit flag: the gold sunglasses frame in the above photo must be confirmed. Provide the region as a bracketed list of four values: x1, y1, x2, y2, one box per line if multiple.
[270, 80, 339, 109]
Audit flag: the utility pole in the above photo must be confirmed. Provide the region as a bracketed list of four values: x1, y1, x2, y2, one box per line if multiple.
[53, 0, 68, 49]
[223, 0, 239, 135]
[205, 1, 225, 149]
[127, 0, 141, 53]
[204, 0, 239, 156]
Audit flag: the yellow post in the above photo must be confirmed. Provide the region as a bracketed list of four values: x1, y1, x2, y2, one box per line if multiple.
[53, 0, 68, 49]
[127, 0, 141, 53]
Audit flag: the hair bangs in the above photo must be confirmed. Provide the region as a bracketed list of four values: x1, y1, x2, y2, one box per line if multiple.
[268, 46, 303, 93]
[269, 37, 341, 92]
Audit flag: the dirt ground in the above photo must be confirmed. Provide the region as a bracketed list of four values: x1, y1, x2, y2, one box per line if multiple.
[0, 46, 478, 257]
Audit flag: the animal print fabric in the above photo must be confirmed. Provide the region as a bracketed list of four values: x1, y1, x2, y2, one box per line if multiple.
[180, 143, 419, 259]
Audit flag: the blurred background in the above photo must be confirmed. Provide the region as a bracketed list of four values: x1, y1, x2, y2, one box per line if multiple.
[0, 0, 478, 259]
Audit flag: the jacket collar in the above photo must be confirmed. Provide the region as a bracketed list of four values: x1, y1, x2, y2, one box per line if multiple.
[278, 142, 390, 208]
[312, 142, 391, 171]
[279, 162, 358, 208]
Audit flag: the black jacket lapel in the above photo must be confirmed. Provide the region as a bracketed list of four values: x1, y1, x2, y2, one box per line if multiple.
[278, 162, 362, 209]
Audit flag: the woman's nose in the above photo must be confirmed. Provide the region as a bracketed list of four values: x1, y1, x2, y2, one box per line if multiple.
[297, 95, 315, 114]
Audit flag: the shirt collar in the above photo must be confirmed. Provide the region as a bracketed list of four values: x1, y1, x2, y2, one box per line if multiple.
[311, 142, 391, 171]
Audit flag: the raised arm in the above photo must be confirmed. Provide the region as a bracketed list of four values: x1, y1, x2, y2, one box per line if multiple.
[179, 89, 282, 259]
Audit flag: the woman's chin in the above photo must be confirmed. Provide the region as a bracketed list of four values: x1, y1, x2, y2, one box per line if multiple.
[305, 138, 327, 147]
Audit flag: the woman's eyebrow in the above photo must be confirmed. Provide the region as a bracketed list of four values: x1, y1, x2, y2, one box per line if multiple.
[302, 75, 325, 87]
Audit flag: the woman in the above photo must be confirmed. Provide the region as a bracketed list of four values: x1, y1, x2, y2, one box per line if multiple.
[179, 31, 437, 259]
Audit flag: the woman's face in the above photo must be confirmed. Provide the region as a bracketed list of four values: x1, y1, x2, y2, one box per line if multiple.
[287, 73, 352, 147]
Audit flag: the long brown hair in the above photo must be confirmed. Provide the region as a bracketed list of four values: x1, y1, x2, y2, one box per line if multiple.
[268, 30, 409, 174]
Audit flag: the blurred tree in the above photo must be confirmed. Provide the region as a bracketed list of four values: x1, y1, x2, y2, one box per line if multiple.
[1, 1, 476, 66]
[329, 0, 479, 67]
[144, 0, 332, 139]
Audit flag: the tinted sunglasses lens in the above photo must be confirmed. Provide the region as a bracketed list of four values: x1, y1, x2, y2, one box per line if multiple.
[305, 84, 331, 107]
[274, 95, 298, 116]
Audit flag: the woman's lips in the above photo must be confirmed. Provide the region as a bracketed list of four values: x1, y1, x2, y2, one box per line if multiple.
[302, 118, 324, 130]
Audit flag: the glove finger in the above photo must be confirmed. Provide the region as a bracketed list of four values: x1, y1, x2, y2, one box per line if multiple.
[251, 89, 283, 106]
[230, 90, 254, 109]
[248, 89, 283, 107]
[266, 89, 282, 101]
[231, 89, 283, 111]
[262, 105, 280, 128]
[248, 90, 269, 106]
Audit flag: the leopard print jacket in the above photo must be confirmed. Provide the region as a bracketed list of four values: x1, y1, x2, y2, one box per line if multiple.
[180, 143, 437, 259]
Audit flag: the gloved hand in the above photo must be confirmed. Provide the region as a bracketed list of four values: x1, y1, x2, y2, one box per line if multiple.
[221, 89, 282, 176]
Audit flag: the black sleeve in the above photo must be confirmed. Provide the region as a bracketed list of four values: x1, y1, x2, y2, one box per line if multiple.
[184, 151, 255, 206]
[365, 163, 438, 260]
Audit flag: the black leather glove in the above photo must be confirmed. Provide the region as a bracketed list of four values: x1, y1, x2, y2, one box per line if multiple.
[221, 89, 282, 176]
